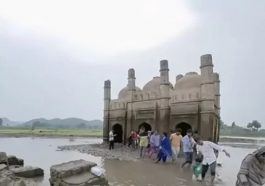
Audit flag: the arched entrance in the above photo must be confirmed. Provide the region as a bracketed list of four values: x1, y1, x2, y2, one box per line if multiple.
[138, 122, 152, 133]
[175, 122, 192, 136]
[112, 124, 123, 143]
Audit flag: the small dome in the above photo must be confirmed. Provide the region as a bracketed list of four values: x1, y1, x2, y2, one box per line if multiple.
[175, 73, 201, 90]
[176, 74, 184, 81]
[118, 86, 142, 99]
[143, 77, 160, 92]
[143, 77, 173, 94]
[185, 72, 198, 76]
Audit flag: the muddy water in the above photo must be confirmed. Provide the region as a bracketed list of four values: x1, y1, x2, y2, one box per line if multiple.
[0, 137, 102, 185]
[0, 137, 261, 186]
[104, 146, 255, 186]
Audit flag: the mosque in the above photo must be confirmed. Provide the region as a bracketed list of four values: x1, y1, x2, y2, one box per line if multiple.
[103, 54, 220, 143]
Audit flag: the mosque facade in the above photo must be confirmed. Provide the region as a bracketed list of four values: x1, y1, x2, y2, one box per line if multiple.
[103, 54, 220, 143]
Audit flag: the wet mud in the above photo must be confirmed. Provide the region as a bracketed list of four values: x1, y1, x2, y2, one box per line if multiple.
[60, 143, 258, 186]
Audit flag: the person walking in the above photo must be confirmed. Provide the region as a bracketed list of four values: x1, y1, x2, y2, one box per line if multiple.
[139, 129, 148, 158]
[146, 131, 152, 155]
[195, 136, 230, 184]
[170, 128, 182, 162]
[128, 130, 136, 148]
[236, 147, 265, 186]
[155, 132, 172, 163]
[149, 131, 160, 159]
[109, 129, 116, 150]
[181, 129, 195, 167]
[132, 130, 138, 148]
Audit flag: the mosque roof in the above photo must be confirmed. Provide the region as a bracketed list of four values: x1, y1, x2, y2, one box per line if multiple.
[118, 86, 142, 99]
[143, 77, 160, 92]
[143, 76, 173, 94]
[174, 72, 201, 90]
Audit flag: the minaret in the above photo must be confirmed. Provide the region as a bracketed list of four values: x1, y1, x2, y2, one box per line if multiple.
[125, 68, 136, 143]
[213, 72, 221, 141]
[103, 80, 111, 142]
[159, 60, 170, 133]
[213, 73, 221, 115]
[200, 54, 216, 140]
[128, 68, 136, 91]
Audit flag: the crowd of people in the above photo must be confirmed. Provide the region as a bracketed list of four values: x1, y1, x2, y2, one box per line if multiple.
[109, 128, 265, 186]
[109, 127, 231, 184]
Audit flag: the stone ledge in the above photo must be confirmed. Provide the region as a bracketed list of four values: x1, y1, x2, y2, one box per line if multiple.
[50, 159, 96, 180]
[50, 160, 108, 186]
[8, 156, 24, 166]
[0, 152, 8, 164]
[11, 166, 44, 178]
[0, 164, 7, 171]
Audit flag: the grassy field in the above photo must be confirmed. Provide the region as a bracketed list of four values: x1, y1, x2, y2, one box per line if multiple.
[1, 126, 264, 139]
[0, 127, 103, 137]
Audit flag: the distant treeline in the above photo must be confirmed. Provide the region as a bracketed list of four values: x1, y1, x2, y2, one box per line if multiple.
[0, 118, 103, 129]
[220, 120, 265, 137]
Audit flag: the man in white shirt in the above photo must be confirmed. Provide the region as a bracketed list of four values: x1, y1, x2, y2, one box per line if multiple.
[181, 129, 195, 168]
[109, 129, 116, 150]
[195, 137, 230, 184]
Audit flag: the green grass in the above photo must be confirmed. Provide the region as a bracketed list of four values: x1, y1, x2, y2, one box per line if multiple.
[3, 126, 264, 139]
[0, 127, 103, 137]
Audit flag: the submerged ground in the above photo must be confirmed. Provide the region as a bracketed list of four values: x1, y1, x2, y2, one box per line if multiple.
[0, 136, 261, 186]
[60, 142, 257, 186]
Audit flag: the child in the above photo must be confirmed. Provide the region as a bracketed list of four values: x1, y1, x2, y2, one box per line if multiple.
[192, 156, 203, 181]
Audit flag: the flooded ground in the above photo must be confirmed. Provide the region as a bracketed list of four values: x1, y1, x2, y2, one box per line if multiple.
[0, 137, 261, 186]
[104, 145, 254, 186]
[0, 137, 102, 185]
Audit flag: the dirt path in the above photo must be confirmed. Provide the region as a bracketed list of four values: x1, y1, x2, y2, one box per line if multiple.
[58, 143, 141, 161]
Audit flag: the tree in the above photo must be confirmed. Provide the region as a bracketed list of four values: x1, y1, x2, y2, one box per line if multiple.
[232, 122, 236, 128]
[252, 120, 261, 131]
[247, 122, 253, 129]
[0, 118, 2, 126]
[247, 120, 262, 131]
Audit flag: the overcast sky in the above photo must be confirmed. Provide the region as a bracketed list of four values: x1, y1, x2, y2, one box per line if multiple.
[0, 0, 264, 126]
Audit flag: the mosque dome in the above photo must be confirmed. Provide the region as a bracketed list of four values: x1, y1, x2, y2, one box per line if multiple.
[175, 72, 201, 90]
[143, 76, 173, 94]
[143, 77, 160, 92]
[118, 86, 142, 99]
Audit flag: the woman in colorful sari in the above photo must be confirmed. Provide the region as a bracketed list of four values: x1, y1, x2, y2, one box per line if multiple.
[236, 147, 265, 186]
[155, 132, 172, 163]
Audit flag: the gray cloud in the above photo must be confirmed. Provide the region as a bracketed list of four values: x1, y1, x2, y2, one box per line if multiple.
[0, 0, 264, 127]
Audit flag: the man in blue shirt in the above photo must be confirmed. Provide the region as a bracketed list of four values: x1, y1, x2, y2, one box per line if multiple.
[181, 129, 195, 167]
